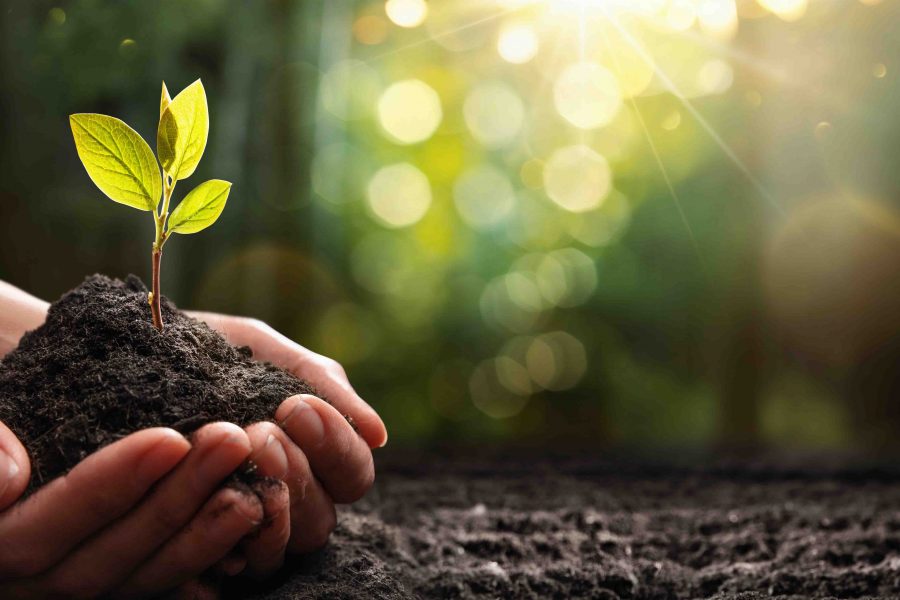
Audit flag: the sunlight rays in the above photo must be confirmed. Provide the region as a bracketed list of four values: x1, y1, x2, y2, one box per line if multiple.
[598, 24, 710, 276]
[598, 5, 784, 213]
[364, 4, 522, 63]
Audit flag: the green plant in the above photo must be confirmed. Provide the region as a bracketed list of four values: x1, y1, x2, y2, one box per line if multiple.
[70, 80, 231, 332]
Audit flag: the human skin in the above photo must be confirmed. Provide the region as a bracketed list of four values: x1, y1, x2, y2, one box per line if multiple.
[0, 280, 387, 596]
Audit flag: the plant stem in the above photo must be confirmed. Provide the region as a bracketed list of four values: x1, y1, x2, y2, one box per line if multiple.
[150, 247, 163, 330]
[149, 176, 175, 332]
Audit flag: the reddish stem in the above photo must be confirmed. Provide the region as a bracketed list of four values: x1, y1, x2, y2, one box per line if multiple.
[151, 247, 163, 331]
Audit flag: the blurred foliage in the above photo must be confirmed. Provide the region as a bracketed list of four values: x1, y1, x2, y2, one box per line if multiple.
[1, 0, 899, 450]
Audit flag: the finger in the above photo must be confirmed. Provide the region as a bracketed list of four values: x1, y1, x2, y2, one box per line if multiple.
[43, 423, 251, 593]
[277, 395, 374, 504]
[190, 312, 387, 449]
[245, 423, 289, 480]
[246, 423, 335, 553]
[292, 357, 387, 450]
[244, 422, 293, 571]
[0, 428, 189, 578]
[0, 420, 30, 510]
[242, 478, 290, 578]
[114, 488, 262, 598]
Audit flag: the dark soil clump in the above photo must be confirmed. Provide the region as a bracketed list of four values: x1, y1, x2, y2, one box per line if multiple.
[229, 455, 900, 600]
[0, 274, 314, 489]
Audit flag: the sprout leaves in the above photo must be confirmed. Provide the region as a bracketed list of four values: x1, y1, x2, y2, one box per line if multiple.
[69, 113, 161, 211]
[157, 79, 209, 182]
[167, 179, 231, 234]
[70, 78, 228, 238]
[160, 81, 172, 118]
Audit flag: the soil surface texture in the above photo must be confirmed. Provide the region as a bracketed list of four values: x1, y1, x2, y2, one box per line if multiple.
[230, 454, 900, 600]
[0, 274, 314, 489]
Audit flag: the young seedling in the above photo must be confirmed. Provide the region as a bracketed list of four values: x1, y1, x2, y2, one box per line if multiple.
[70, 80, 231, 332]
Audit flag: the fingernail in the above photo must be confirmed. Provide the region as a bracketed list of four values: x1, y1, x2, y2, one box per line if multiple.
[195, 432, 248, 490]
[280, 398, 325, 447]
[135, 429, 189, 484]
[253, 434, 288, 479]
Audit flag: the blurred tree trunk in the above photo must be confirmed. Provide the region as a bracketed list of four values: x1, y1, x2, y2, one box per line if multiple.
[714, 24, 768, 450]
[716, 252, 765, 448]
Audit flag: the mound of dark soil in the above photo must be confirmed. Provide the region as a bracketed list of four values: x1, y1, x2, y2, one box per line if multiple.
[0, 274, 314, 489]
[230, 455, 900, 600]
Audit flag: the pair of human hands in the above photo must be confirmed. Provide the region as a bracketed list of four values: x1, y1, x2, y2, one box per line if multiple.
[0, 313, 387, 599]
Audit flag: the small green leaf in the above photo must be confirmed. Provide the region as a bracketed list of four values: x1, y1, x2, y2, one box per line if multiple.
[160, 81, 172, 118]
[70, 113, 161, 211]
[157, 79, 209, 181]
[167, 179, 231, 234]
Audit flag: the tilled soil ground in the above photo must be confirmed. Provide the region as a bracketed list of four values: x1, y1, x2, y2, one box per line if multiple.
[229, 454, 900, 600]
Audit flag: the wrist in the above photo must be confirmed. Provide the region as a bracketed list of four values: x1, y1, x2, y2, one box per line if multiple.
[0, 281, 49, 357]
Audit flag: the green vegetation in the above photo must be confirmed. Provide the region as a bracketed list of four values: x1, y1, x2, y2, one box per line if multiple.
[70, 80, 230, 331]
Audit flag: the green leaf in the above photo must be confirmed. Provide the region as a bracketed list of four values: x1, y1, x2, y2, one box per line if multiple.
[70, 113, 161, 211]
[167, 179, 231, 234]
[157, 79, 209, 181]
[160, 81, 172, 118]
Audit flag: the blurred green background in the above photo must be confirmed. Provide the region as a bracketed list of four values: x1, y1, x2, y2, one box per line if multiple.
[1, 0, 899, 450]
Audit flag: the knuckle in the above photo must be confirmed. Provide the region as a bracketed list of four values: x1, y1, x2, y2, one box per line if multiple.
[319, 357, 343, 375]
[231, 315, 264, 337]
[245, 317, 272, 335]
[330, 362, 347, 378]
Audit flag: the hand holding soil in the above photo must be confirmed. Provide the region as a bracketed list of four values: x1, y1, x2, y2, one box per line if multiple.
[0, 277, 387, 597]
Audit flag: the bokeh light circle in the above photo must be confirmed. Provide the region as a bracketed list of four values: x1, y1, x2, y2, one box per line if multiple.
[377, 79, 443, 144]
[543, 145, 612, 213]
[666, 0, 697, 30]
[567, 191, 632, 247]
[453, 164, 517, 229]
[757, 0, 808, 21]
[480, 275, 541, 333]
[697, 59, 734, 95]
[526, 331, 588, 391]
[554, 62, 623, 130]
[535, 248, 598, 308]
[384, 0, 428, 28]
[367, 162, 432, 227]
[497, 23, 538, 64]
[469, 359, 530, 419]
[463, 81, 525, 148]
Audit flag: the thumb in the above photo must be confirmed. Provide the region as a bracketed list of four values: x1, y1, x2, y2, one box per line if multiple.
[0, 420, 30, 510]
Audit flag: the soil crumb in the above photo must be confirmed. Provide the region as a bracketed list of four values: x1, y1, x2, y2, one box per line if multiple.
[227, 455, 900, 600]
[0, 274, 314, 489]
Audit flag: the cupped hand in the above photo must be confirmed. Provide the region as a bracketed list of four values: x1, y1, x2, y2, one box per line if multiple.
[191, 313, 385, 564]
[189, 312, 387, 449]
[0, 420, 281, 598]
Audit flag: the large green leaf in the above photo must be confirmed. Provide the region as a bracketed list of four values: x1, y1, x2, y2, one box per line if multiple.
[167, 179, 231, 234]
[70, 113, 161, 211]
[157, 79, 209, 181]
